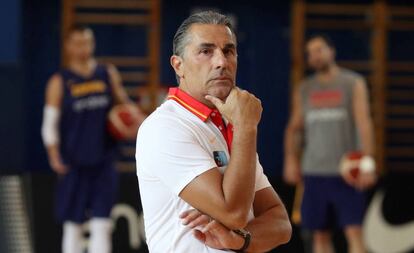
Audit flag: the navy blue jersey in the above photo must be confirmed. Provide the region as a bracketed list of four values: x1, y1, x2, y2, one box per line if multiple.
[59, 64, 115, 166]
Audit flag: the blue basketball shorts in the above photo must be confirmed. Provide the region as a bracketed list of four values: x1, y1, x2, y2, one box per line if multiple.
[55, 160, 118, 223]
[301, 175, 367, 230]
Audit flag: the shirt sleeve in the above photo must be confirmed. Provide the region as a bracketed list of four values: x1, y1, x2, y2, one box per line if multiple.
[254, 154, 272, 192]
[136, 115, 218, 196]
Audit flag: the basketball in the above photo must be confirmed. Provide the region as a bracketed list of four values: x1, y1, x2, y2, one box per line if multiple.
[340, 151, 364, 179]
[340, 151, 375, 180]
[108, 104, 145, 140]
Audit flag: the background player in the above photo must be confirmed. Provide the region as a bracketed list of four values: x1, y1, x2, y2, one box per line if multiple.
[283, 34, 377, 253]
[41, 25, 139, 253]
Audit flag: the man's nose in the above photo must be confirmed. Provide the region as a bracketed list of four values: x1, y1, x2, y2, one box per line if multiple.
[213, 50, 228, 69]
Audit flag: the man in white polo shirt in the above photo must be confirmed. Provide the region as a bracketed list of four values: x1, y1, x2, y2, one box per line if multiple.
[136, 11, 291, 253]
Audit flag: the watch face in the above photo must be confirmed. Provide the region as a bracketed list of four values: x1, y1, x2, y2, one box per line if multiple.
[239, 229, 248, 235]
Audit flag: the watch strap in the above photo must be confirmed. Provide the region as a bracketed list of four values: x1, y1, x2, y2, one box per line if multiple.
[233, 229, 251, 252]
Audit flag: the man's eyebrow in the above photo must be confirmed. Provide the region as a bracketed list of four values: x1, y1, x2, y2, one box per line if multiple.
[197, 43, 237, 49]
[223, 43, 236, 50]
[198, 43, 216, 48]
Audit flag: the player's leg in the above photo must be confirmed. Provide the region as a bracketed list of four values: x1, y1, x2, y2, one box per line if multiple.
[333, 177, 367, 253]
[56, 167, 87, 253]
[313, 230, 335, 253]
[88, 218, 113, 253]
[301, 176, 334, 253]
[62, 221, 83, 253]
[88, 161, 118, 253]
[344, 225, 365, 253]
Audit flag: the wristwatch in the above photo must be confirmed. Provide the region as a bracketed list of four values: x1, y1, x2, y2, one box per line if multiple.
[233, 228, 251, 252]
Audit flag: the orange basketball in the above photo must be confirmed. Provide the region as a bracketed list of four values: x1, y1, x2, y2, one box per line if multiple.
[108, 104, 145, 140]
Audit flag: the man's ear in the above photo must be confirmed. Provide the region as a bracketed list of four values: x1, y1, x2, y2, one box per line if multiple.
[170, 55, 184, 79]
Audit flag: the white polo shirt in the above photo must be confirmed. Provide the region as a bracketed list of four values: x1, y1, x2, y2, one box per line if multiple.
[136, 88, 271, 253]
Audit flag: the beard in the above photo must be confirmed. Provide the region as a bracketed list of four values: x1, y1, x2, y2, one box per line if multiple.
[311, 61, 331, 73]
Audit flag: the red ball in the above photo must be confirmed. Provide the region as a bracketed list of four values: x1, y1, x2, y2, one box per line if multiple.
[340, 151, 363, 179]
[107, 104, 145, 140]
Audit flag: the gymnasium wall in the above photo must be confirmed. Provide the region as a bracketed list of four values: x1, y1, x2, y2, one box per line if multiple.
[0, 0, 20, 65]
[0, 0, 25, 173]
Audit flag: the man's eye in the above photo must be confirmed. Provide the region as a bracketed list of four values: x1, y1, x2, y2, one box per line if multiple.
[200, 49, 211, 55]
[224, 49, 235, 56]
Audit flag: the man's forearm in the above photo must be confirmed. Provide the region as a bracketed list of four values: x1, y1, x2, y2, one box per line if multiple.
[284, 127, 301, 160]
[221, 126, 258, 227]
[244, 206, 292, 253]
[359, 121, 374, 156]
[46, 145, 60, 160]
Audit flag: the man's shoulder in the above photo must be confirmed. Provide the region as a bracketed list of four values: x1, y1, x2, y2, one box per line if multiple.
[138, 100, 197, 138]
[299, 74, 316, 88]
[140, 101, 179, 128]
[297, 75, 316, 94]
[339, 67, 364, 82]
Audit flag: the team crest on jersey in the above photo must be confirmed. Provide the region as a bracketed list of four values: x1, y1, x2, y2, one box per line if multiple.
[213, 151, 228, 167]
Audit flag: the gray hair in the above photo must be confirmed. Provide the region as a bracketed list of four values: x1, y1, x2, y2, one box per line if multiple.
[172, 11, 236, 83]
[173, 11, 236, 57]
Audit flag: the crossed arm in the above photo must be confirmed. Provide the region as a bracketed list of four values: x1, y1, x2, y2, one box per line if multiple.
[178, 125, 291, 251]
[180, 185, 292, 252]
[176, 89, 291, 251]
[245, 187, 292, 252]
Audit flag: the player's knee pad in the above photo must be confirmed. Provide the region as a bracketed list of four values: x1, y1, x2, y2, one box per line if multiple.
[62, 222, 83, 253]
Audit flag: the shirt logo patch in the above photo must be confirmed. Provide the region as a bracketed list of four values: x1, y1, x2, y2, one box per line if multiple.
[309, 90, 343, 108]
[213, 151, 228, 167]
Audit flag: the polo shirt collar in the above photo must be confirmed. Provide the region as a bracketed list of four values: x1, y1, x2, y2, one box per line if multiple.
[167, 87, 213, 122]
